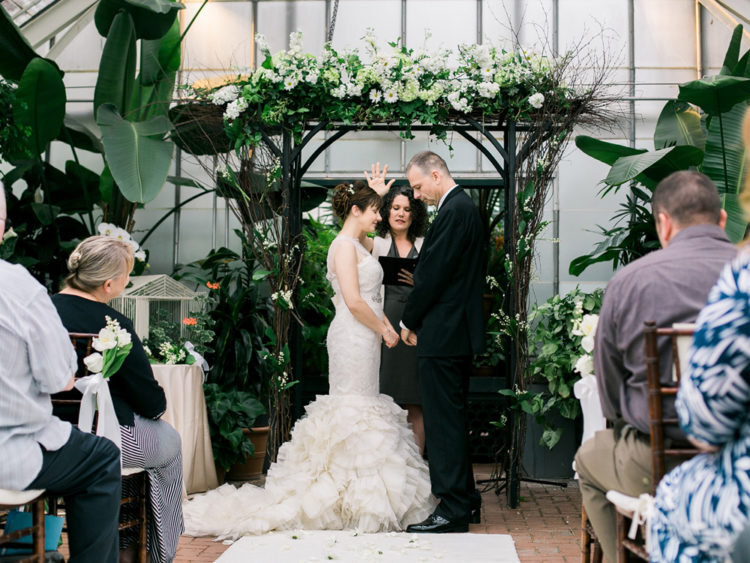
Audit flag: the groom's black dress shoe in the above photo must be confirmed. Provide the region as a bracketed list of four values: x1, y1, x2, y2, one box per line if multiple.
[406, 513, 469, 534]
[470, 496, 482, 524]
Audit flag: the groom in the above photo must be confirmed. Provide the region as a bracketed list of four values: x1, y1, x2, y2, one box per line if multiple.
[400, 151, 486, 533]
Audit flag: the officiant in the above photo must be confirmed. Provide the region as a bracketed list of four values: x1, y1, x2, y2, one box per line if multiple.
[371, 184, 428, 456]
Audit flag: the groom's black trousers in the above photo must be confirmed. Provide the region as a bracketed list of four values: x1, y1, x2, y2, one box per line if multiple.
[418, 355, 478, 521]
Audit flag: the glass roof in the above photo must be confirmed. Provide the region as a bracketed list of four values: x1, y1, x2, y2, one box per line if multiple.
[2, 0, 59, 27]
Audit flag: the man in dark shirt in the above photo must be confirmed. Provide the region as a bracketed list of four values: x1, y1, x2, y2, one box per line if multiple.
[574, 170, 738, 563]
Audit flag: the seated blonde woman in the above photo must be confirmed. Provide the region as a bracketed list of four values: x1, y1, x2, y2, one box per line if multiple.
[51, 235, 184, 563]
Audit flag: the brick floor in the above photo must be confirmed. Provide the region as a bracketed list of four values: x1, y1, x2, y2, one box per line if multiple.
[59, 464, 583, 562]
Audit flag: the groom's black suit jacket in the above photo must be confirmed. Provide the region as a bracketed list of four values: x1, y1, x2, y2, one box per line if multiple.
[402, 186, 486, 357]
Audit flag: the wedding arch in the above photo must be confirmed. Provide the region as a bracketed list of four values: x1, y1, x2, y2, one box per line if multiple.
[177, 32, 612, 507]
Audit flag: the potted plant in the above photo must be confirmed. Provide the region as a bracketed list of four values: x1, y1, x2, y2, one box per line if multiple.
[203, 383, 266, 479]
[496, 287, 603, 478]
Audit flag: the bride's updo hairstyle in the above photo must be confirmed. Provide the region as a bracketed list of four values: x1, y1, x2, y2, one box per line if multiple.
[65, 235, 134, 293]
[332, 180, 381, 221]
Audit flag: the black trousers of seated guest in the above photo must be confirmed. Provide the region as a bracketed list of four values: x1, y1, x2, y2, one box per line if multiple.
[27, 427, 121, 563]
[418, 355, 478, 522]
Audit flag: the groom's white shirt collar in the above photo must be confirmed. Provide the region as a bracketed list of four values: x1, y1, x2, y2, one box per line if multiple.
[437, 185, 459, 211]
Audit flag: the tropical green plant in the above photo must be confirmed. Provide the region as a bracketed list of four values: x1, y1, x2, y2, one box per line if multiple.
[571, 24, 750, 275]
[174, 235, 273, 398]
[203, 383, 266, 472]
[0, 0, 200, 287]
[298, 217, 337, 376]
[496, 287, 603, 449]
[0, 78, 30, 162]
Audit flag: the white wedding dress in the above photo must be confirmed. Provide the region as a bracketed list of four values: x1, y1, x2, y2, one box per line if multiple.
[183, 235, 435, 538]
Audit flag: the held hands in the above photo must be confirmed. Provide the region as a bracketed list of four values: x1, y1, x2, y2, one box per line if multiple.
[401, 327, 417, 346]
[364, 162, 395, 196]
[383, 325, 399, 348]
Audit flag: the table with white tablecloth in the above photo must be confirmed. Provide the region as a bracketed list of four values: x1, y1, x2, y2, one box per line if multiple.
[152, 364, 219, 496]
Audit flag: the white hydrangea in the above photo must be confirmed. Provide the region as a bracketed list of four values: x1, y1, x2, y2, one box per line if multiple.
[289, 31, 303, 53]
[209, 85, 240, 105]
[529, 92, 545, 109]
[255, 33, 270, 56]
[447, 91, 470, 112]
[476, 81, 500, 98]
[223, 97, 248, 121]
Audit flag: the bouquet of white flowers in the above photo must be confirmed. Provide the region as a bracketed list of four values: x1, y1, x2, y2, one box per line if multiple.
[571, 312, 606, 451]
[76, 316, 133, 454]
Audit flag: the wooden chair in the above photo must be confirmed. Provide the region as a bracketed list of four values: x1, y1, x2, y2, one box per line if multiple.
[0, 489, 46, 562]
[581, 503, 603, 562]
[49, 333, 149, 563]
[615, 322, 701, 562]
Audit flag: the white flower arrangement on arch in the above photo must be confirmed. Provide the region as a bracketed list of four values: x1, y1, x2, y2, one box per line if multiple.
[572, 313, 599, 378]
[199, 29, 583, 144]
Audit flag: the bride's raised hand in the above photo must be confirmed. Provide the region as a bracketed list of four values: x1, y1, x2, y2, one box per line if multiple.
[363, 162, 395, 196]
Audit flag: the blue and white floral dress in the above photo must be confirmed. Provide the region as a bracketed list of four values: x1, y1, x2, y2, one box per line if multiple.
[650, 251, 750, 562]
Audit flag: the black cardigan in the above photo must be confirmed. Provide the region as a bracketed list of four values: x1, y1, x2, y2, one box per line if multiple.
[51, 293, 167, 426]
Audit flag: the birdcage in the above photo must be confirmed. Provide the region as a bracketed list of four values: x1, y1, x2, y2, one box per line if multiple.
[109, 275, 203, 341]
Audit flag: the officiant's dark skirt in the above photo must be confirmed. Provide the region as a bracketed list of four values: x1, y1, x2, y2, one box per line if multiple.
[380, 285, 421, 405]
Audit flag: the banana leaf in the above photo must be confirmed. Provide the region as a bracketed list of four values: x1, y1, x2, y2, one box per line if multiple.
[95, 0, 182, 40]
[97, 104, 174, 204]
[678, 75, 750, 116]
[13, 58, 66, 157]
[654, 100, 705, 151]
[94, 11, 137, 115]
[575, 135, 645, 166]
[0, 5, 55, 82]
[604, 145, 705, 189]
[700, 101, 748, 243]
[721, 25, 744, 76]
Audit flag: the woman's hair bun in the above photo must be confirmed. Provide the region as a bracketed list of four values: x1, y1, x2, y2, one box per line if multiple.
[68, 250, 82, 272]
[331, 180, 379, 221]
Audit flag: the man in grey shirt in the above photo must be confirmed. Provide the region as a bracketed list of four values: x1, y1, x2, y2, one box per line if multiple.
[574, 170, 738, 563]
[0, 188, 121, 562]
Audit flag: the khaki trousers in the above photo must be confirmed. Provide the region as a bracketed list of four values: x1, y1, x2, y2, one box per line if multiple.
[574, 426, 652, 563]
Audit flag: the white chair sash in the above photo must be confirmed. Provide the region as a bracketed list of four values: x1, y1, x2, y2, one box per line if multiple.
[184, 341, 209, 381]
[574, 375, 607, 447]
[74, 374, 122, 462]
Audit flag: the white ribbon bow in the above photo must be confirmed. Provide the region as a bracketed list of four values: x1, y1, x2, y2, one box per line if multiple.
[574, 375, 607, 445]
[74, 374, 122, 462]
[184, 341, 209, 381]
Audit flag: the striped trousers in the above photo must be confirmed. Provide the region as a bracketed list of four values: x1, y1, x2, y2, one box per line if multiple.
[121, 415, 184, 563]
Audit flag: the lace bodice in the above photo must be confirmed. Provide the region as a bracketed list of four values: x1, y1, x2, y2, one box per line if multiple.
[326, 235, 383, 396]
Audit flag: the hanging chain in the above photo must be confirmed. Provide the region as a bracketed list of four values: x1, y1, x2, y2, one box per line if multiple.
[327, 0, 339, 43]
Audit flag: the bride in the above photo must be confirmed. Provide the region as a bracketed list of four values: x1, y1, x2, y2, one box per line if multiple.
[183, 180, 435, 538]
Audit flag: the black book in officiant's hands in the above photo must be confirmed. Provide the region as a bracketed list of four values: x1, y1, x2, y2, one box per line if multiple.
[378, 256, 419, 286]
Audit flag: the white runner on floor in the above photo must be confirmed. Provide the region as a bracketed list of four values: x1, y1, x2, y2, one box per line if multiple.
[215, 529, 519, 562]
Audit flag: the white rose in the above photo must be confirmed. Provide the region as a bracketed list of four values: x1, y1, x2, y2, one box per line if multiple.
[574, 355, 594, 377]
[579, 314, 599, 338]
[83, 352, 104, 374]
[581, 335, 595, 354]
